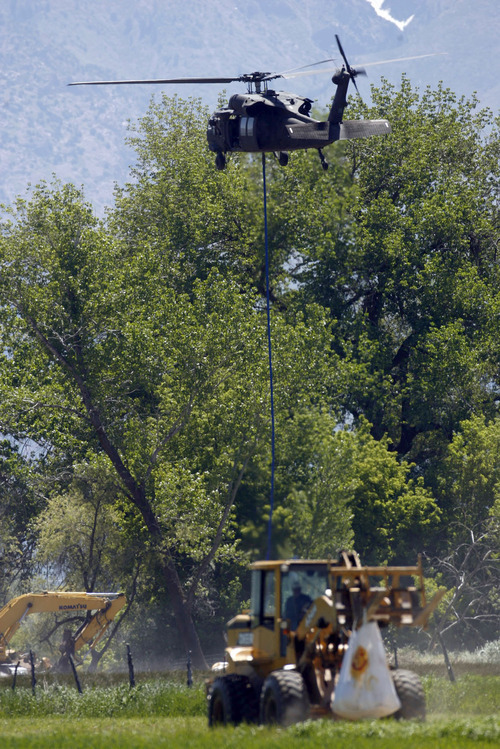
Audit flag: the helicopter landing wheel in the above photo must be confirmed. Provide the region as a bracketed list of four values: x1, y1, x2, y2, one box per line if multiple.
[215, 152, 226, 171]
[278, 151, 289, 166]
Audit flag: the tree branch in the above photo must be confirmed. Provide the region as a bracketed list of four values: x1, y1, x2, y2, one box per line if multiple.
[185, 437, 257, 608]
[143, 398, 194, 486]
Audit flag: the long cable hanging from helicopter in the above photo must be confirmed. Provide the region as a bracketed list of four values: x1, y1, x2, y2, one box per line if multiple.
[69, 37, 443, 557]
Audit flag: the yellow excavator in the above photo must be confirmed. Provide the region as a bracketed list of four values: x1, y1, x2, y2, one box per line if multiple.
[0, 591, 126, 675]
[207, 552, 446, 725]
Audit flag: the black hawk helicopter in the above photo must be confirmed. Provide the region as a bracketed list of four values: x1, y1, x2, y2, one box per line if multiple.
[69, 36, 431, 171]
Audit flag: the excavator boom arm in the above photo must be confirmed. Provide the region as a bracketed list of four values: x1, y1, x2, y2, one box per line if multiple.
[73, 594, 126, 651]
[0, 591, 126, 661]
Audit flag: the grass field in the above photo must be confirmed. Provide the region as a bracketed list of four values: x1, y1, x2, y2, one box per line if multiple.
[0, 673, 498, 747]
[1, 716, 499, 749]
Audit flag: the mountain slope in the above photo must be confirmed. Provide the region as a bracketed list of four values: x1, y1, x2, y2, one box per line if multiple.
[0, 0, 497, 212]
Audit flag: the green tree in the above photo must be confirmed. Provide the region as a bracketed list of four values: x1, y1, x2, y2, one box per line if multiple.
[0, 181, 258, 665]
[240, 411, 440, 564]
[344, 420, 441, 563]
[274, 409, 355, 559]
[435, 415, 500, 541]
[110, 95, 261, 294]
[34, 458, 142, 591]
[0, 175, 333, 665]
[111, 94, 359, 305]
[256, 80, 500, 474]
[340, 80, 500, 460]
[0, 440, 39, 601]
[32, 458, 141, 668]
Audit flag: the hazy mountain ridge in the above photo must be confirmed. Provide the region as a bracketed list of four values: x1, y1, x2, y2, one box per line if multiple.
[0, 0, 498, 213]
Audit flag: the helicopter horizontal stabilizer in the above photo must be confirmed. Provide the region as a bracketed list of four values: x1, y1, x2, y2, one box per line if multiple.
[339, 119, 391, 139]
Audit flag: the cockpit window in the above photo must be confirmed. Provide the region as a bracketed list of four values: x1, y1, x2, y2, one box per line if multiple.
[281, 566, 328, 628]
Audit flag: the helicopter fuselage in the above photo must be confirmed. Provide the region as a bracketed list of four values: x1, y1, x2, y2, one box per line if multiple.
[207, 91, 330, 154]
[206, 70, 390, 168]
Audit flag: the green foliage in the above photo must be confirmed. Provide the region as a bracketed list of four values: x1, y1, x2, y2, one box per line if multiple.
[342, 422, 439, 563]
[312, 79, 500, 462]
[0, 181, 113, 456]
[434, 415, 500, 535]
[0, 679, 205, 718]
[111, 95, 260, 292]
[34, 457, 143, 591]
[0, 440, 40, 600]
[276, 409, 355, 559]
[245, 412, 440, 563]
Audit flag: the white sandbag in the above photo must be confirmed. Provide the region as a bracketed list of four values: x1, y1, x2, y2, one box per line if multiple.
[331, 620, 401, 720]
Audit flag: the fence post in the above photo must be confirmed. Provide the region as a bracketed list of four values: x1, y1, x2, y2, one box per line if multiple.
[11, 661, 20, 691]
[437, 630, 456, 683]
[186, 650, 193, 688]
[69, 655, 83, 694]
[29, 650, 36, 695]
[127, 644, 135, 689]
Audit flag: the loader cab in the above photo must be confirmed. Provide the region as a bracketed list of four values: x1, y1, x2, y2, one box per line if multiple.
[248, 561, 329, 670]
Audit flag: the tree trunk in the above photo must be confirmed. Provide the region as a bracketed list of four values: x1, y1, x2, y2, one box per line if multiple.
[157, 550, 207, 669]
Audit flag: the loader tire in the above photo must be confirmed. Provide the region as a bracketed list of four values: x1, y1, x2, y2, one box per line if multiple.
[208, 674, 258, 726]
[259, 669, 310, 727]
[392, 668, 426, 721]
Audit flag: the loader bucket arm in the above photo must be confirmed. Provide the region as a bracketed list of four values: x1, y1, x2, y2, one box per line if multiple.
[328, 556, 445, 629]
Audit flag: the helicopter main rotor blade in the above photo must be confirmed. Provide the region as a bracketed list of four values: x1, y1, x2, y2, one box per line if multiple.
[278, 58, 336, 77]
[68, 50, 448, 89]
[358, 52, 447, 68]
[281, 52, 446, 80]
[282, 65, 365, 80]
[68, 76, 245, 87]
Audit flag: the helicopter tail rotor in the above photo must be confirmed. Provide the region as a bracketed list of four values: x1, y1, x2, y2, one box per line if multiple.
[328, 38, 367, 124]
[335, 34, 366, 94]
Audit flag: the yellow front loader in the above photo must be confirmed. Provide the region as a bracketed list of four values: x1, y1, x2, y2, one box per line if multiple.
[0, 591, 126, 674]
[207, 552, 446, 726]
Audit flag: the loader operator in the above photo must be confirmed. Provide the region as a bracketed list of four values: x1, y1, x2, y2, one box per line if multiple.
[285, 580, 312, 630]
